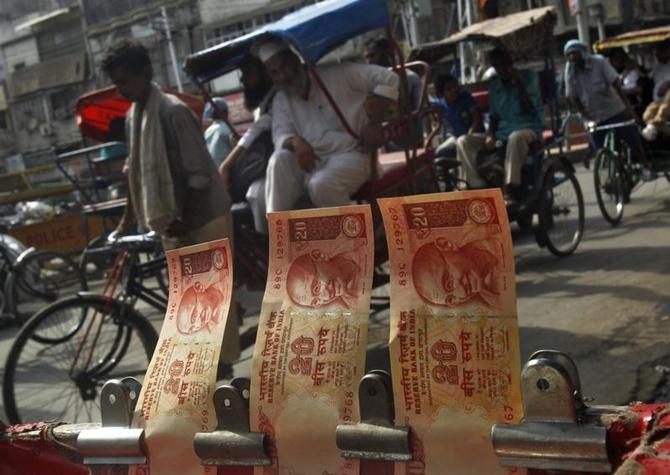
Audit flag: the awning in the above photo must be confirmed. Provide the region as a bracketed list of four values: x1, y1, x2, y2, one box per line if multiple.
[185, 0, 389, 83]
[14, 8, 70, 31]
[594, 25, 670, 52]
[410, 6, 556, 63]
[9, 51, 86, 98]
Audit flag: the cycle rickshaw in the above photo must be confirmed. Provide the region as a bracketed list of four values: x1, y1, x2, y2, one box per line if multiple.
[410, 6, 585, 257]
[183, 0, 443, 292]
[1, 5, 669, 473]
[589, 25, 670, 225]
[2, 0, 442, 426]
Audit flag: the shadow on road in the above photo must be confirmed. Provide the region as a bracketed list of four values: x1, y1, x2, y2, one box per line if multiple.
[516, 245, 670, 303]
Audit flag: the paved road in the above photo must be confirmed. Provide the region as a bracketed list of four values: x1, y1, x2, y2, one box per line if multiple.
[514, 167, 670, 405]
[1, 166, 668, 423]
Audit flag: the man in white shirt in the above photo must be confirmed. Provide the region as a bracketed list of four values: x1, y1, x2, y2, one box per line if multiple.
[259, 42, 399, 212]
[652, 41, 670, 100]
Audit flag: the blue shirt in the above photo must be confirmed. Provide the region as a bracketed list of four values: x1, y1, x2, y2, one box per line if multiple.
[489, 69, 544, 141]
[565, 54, 625, 122]
[204, 120, 232, 169]
[430, 90, 478, 137]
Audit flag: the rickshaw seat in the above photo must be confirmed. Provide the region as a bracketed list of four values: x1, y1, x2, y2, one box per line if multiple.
[528, 129, 557, 155]
[351, 149, 432, 200]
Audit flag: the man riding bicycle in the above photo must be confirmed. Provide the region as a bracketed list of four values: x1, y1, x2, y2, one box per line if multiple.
[563, 39, 655, 181]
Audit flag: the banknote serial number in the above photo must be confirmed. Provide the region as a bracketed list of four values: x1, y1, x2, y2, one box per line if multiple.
[275, 219, 286, 261]
[388, 207, 409, 286]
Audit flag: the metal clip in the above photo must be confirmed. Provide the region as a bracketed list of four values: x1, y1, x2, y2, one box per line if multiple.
[193, 378, 271, 466]
[336, 370, 411, 461]
[492, 350, 611, 473]
[77, 377, 146, 465]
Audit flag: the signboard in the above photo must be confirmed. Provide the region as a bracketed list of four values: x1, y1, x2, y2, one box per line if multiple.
[8, 213, 106, 253]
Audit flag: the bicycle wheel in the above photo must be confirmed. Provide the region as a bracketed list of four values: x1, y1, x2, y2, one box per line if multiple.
[537, 161, 585, 257]
[593, 148, 625, 225]
[5, 251, 87, 326]
[2, 294, 157, 424]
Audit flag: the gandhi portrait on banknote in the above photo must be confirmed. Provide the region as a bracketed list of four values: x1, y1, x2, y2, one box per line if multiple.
[286, 249, 361, 308]
[176, 281, 224, 334]
[412, 236, 503, 309]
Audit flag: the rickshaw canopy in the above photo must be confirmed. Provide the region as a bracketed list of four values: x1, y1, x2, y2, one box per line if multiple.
[76, 86, 205, 142]
[410, 6, 557, 64]
[183, 0, 390, 84]
[593, 24, 670, 52]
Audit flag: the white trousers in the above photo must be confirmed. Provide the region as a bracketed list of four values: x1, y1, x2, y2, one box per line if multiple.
[456, 129, 537, 187]
[245, 177, 267, 234]
[265, 148, 371, 212]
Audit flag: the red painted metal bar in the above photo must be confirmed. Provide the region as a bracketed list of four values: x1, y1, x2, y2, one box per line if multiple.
[308, 66, 360, 140]
[5, 404, 670, 474]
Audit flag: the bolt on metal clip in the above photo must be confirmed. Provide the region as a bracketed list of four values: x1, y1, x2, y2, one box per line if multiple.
[336, 370, 412, 463]
[492, 350, 611, 473]
[76, 377, 146, 469]
[194, 377, 271, 467]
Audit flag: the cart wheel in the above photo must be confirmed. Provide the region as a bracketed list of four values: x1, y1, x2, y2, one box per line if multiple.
[593, 148, 625, 226]
[536, 161, 584, 257]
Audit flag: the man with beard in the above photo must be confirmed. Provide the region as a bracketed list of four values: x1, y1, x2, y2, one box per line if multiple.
[219, 55, 276, 233]
[365, 36, 424, 148]
[259, 42, 399, 212]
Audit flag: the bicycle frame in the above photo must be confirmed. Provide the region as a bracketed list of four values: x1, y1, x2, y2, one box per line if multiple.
[122, 253, 168, 312]
[590, 119, 642, 187]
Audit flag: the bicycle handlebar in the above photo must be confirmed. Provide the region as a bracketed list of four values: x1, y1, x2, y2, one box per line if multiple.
[107, 230, 158, 244]
[98, 231, 162, 253]
[586, 119, 637, 133]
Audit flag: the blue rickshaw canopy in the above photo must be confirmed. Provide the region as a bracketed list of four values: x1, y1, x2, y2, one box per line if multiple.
[184, 0, 390, 83]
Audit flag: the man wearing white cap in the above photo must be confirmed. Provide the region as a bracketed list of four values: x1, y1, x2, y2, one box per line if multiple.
[258, 41, 399, 212]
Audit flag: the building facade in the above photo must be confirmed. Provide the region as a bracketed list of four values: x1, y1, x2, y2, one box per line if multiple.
[0, 0, 668, 170]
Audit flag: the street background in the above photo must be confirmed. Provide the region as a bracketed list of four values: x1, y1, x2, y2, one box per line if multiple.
[2, 166, 667, 421]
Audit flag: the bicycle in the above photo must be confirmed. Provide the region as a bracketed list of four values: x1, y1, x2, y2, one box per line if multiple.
[0, 231, 87, 327]
[436, 140, 585, 258]
[589, 119, 670, 226]
[2, 232, 163, 424]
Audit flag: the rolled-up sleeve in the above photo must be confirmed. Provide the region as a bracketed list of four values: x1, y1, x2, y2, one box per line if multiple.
[271, 92, 297, 150]
[344, 63, 400, 101]
[600, 57, 619, 85]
